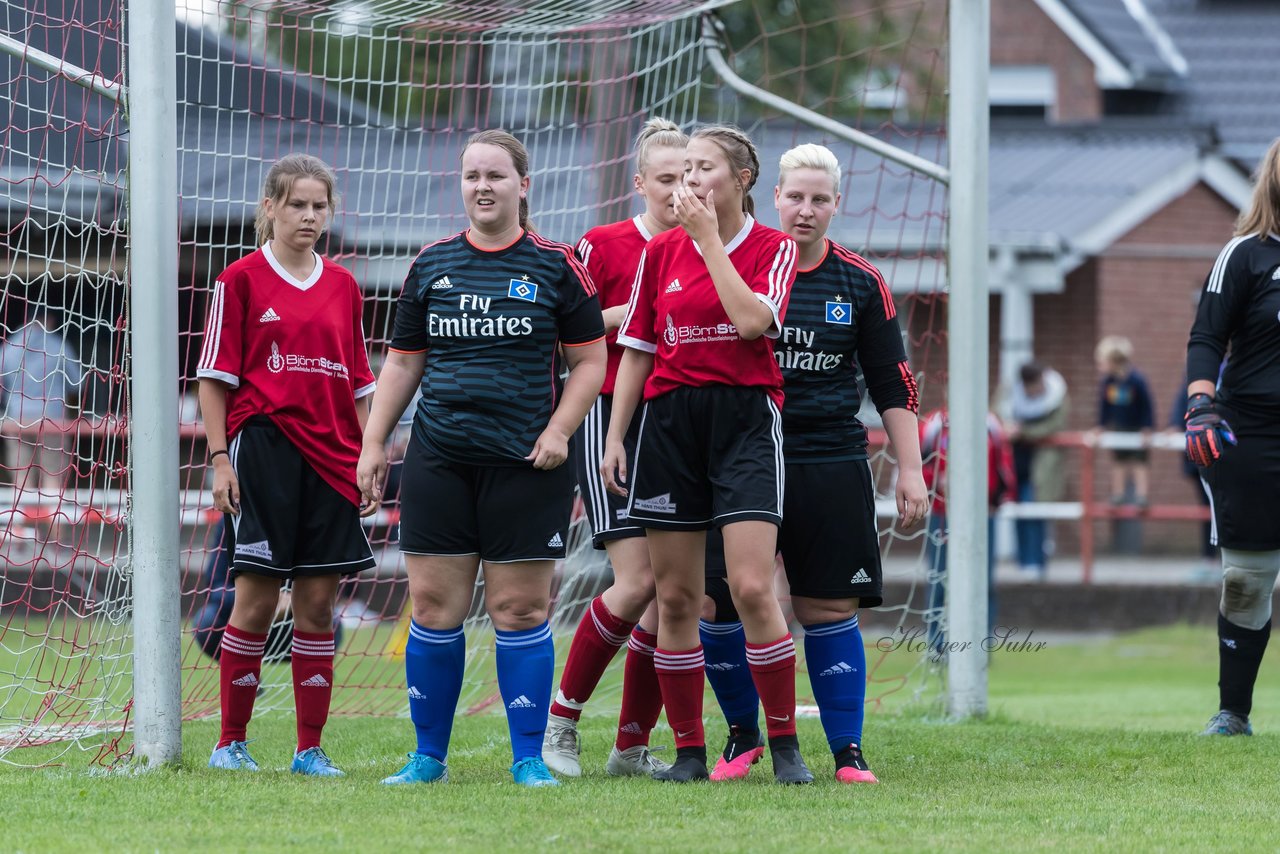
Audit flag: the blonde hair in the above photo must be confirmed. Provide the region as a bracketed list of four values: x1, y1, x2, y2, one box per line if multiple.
[634, 117, 688, 175]
[462, 129, 533, 232]
[690, 124, 761, 216]
[1094, 335, 1133, 366]
[254, 154, 339, 246]
[778, 143, 841, 194]
[1236, 137, 1280, 238]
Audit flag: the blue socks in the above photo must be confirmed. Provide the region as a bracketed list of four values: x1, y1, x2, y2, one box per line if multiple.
[803, 615, 866, 753]
[699, 619, 760, 732]
[405, 621, 465, 762]
[495, 621, 555, 763]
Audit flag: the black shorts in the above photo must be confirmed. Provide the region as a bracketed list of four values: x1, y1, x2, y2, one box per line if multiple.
[399, 437, 573, 562]
[1200, 426, 1280, 551]
[627, 386, 783, 530]
[227, 417, 375, 580]
[574, 394, 644, 549]
[778, 459, 883, 605]
[700, 459, 883, 605]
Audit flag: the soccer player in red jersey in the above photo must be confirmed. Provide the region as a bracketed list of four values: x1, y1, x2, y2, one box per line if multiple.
[197, 154, 378, 776]
[541, 118, 686, 779]
[359, 130, 606, 787]
[603, 125, 812, 783]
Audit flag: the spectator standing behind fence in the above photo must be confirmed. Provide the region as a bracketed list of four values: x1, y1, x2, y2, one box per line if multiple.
[1005, 361, 1069, 579]
[1095, 335, 1154, 507]
[920, 409, 1017, 654]
[0, 306, 82, 494]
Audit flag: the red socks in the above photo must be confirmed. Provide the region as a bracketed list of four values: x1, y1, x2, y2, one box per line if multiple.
[291, 630, 336, 752]
[217, 625, 266, 748]
[549, 596, 634, 721]
[654, 646, 706, 749]
[746, 634, 798, 739]
[615, 627, 663, 751]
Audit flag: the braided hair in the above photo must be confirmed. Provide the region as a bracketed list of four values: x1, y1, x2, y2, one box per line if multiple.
[690, 124, 761, 216]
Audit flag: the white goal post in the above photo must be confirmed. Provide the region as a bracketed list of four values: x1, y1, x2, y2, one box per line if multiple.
[701, 3, 991, 718]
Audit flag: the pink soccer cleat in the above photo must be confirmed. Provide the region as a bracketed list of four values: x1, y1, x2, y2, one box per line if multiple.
[834, 743, 879, 784]
[708, 725, 765, 782]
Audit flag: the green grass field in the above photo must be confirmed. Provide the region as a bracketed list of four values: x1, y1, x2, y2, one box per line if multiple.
[4, 624, 1280, 851]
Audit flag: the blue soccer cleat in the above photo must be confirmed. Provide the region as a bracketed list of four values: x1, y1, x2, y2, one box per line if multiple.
[209, 740, 260, 771]
[381, 753, 449, 785]
[510, 757, 561, 787]
[291, 746, 345, 777]
[1200, 710, 1252, 736]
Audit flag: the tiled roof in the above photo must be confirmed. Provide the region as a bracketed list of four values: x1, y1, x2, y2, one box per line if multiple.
[1059, 0, 1183, 86]
[1143, 0, 1280, 165]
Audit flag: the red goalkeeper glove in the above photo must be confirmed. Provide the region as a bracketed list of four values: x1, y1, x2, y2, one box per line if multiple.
[1184, 393, 1236, 468]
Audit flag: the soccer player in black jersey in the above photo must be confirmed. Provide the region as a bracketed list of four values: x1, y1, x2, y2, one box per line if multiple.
[358, 130, 606, 785]
[767, 142, 926, 781]
[1186, 137, 1280, 737]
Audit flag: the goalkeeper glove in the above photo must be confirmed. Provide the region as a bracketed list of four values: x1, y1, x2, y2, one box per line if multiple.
[1184, 393, 1236, 468]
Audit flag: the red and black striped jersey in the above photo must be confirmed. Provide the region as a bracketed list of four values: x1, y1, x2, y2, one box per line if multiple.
[774, 240, 917, 461]
[391, 229, 605, 464]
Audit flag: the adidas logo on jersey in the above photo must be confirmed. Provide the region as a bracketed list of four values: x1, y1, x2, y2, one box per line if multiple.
[819, 661, 857, 677]
[1273, 267, 1280, 281]
[432, 276, 454, 290]
[547, 532, 564, 548]
[408, 686, 427, 700]
[300, 673, 330, 688]
[231, 673, 259, 687]
[705, 662, 739, 672]
[259, 307, 281, 323]
[619, 722, 644, 735]
[850, 568, 871, 584]
[665, 278, 683, 294]
[508, 695, 536, 709]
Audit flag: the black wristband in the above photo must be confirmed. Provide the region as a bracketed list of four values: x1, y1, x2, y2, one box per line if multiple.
[209, 449, 229, 461]
[1186, 392, 1215, 413]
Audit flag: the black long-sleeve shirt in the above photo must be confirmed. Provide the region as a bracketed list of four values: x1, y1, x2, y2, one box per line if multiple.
[1187, 232, 1280, 432]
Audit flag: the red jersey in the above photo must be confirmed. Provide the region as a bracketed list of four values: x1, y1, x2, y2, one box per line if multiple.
[617, 217, 796, 406]
[197, 245, 376, 505]
[576, 216, 654, 395]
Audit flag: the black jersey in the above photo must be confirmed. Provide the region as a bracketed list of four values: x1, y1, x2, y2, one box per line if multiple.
[1187, 232, 1280, 431]
[391, 230, 605, 464]
[775, 241, 917, 460]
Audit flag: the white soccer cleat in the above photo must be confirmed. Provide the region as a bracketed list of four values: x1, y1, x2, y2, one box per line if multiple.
[605, 744, 671, 778]
[541, 713, 582, 777]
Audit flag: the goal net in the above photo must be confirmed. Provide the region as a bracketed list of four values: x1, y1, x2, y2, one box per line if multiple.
[0, 0, 950, 765]
[0, 0, 134, 764]
[714, 1, 950, 714]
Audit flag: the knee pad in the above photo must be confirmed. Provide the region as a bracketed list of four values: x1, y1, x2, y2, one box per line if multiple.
[703, 576, 741, 624]
[1220, 549, 1280, 631]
